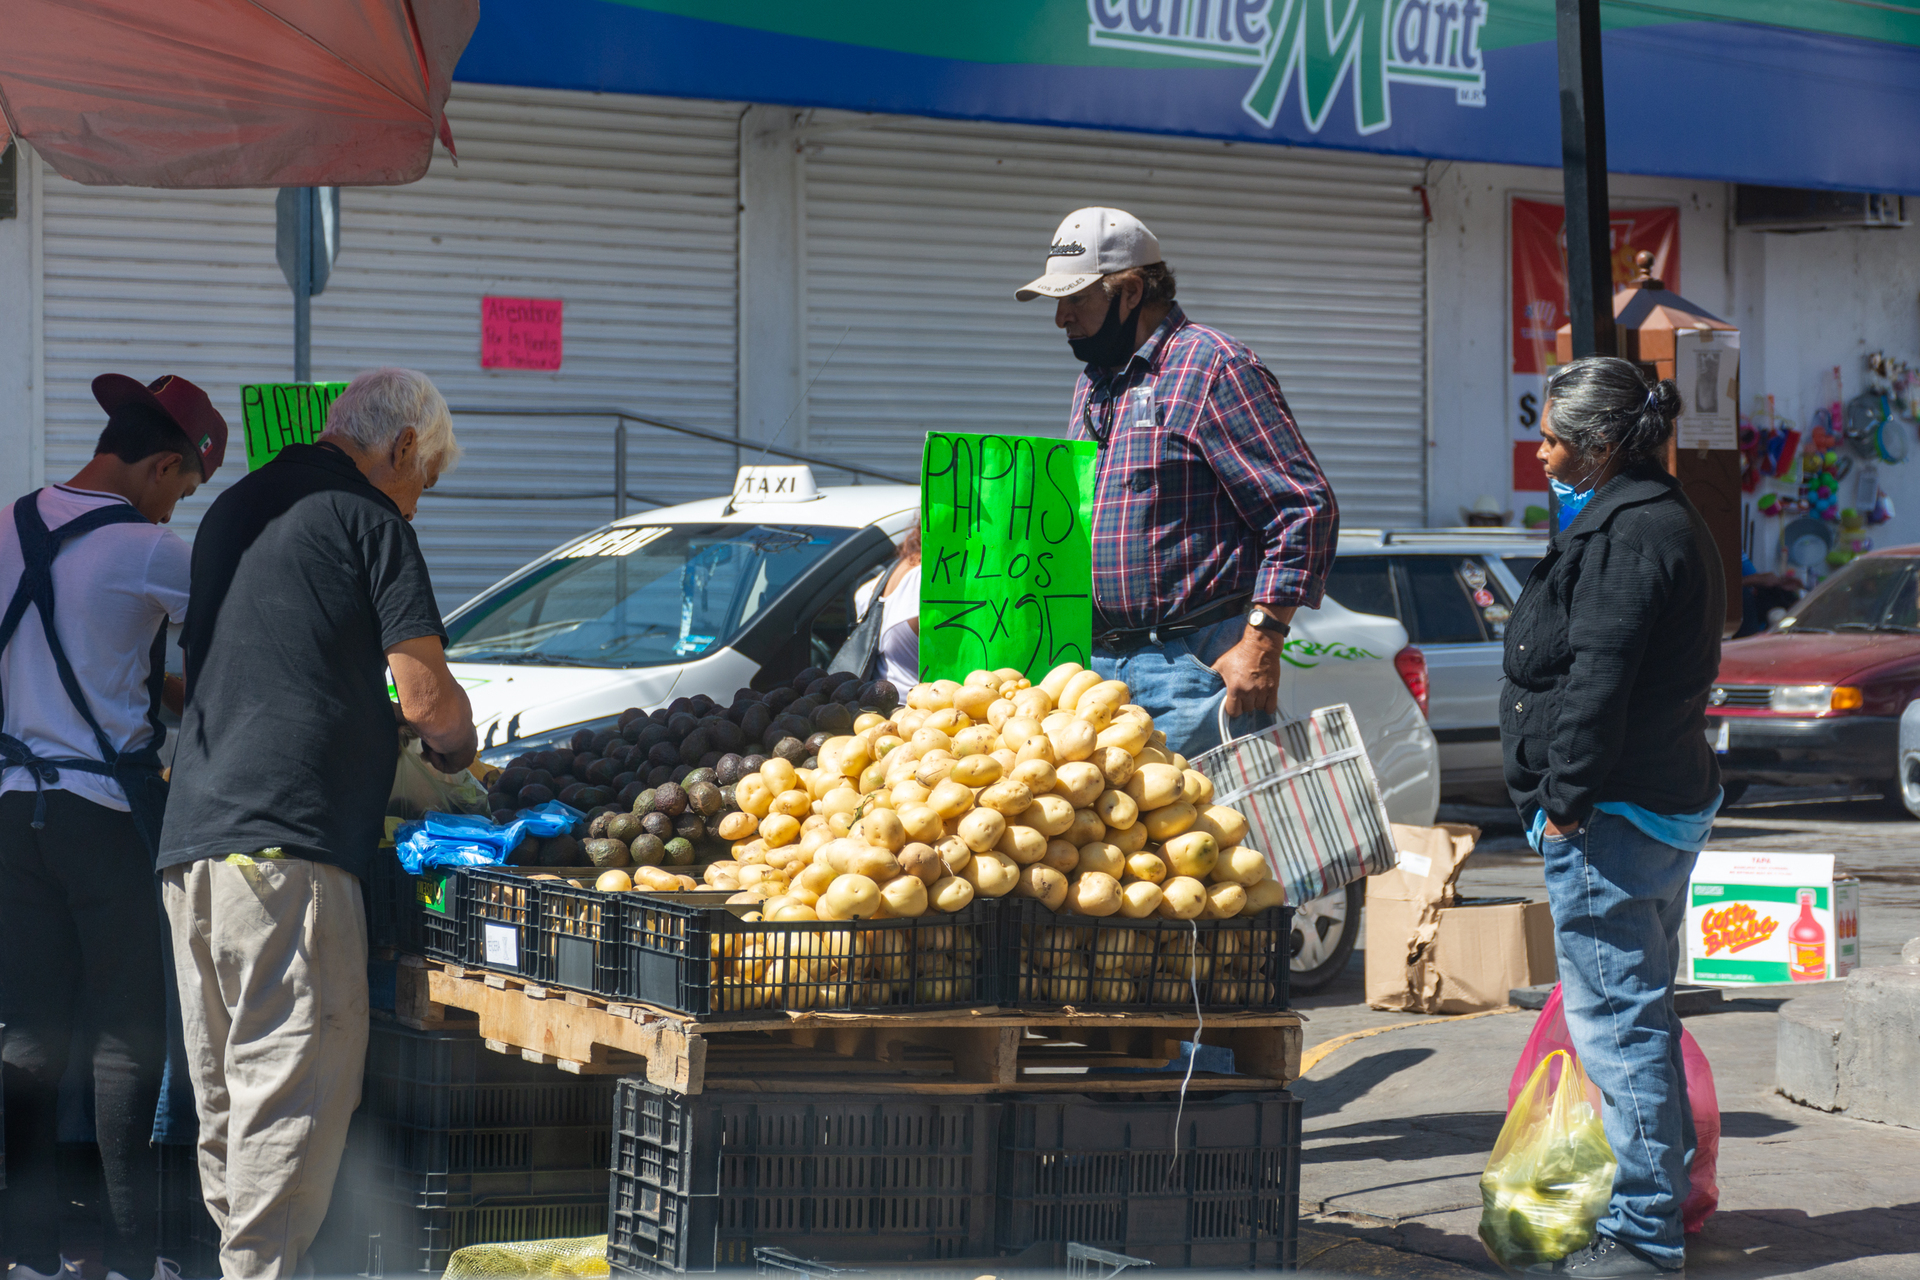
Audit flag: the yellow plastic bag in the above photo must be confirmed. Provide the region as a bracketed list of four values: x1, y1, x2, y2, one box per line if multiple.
[442, 1235, 608, 1280]
[1479, 1049, 1617, 1273]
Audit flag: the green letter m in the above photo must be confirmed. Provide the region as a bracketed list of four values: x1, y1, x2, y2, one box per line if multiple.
[1242, 0, 1392, 135]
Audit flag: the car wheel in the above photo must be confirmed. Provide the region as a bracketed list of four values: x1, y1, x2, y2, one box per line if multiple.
[1289, 882, 1364, 995]
[1890, 755, 1920, 819]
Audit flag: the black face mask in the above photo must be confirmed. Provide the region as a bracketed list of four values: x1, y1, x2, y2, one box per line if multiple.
[1068, 292, 1142, 369]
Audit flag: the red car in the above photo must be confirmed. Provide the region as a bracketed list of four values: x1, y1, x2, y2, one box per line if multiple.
[1708, 548, 1920, 806]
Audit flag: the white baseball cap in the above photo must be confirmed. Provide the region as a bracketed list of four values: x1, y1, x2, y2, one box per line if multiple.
[1015, 207, 1163, 301]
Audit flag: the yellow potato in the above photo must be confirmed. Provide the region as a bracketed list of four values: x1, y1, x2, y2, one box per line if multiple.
[761, 757, 798, 794]
[732, 839, 768, 864]
[1064, 807, 1106, 848]
[1063, 870, 1122, 917]
[978, 778, 1035, 816]
[818, 787, 863, 819]
[1095, 746, 1136, 787]
[797, 860, 839, 894]
[735, 775, 773, 817]
[1136, 745, 1172, 767]
[1077, 841, 1125, 877]
[1194, 804, 1250, 849]
[957, 807, 1008, 853]
[990, 747, 1019, 775]
[914, 755, 956, 788]
[818, 837, 862, 874]
[996, 823, 1050, 865]
[962, 850, 1020, 897]
[880, 873, 929, 918]
[951, 724, 1001, 758]
[1142, 801, 1197, 841]
[1010, 758, 1057, 792]
[1094, 789, 1139, 830]
[826, 811, 856, 838]
[596, 869, 633, 892]
[924, 778, 974, 821]
[1040, 661, 1085, 702]
[995, 716, 1041, 755]
[911, 727, 954, 756]
[1048, 717, 1098, 763]
[1214, 844, 1272, 887]
[717, 811, 759, 842]
[1058, 669, 1104, 711]
[848, 846, 900, 881]
[1014, 864, 1069, 911]
[930, 873, 976, 912]
[759, 813, 801, 847]
[1108, 819, 1150, 854]
[1163, 830, 1220, 880]
[1125, 850, 1169, 884]
[1053, 761, 1106, 808]
[1094, 713, 1151, 754]
[897, 842, 944, 887]
[1015, 733, 1057, 767]
[1125, 763, 1185, 811]
[923, 707, 969, 736]
[934, 835, 974, 875]
[873, 733, 905, 759]
[1012, 688, 1054, 721]
[964, 668, 999, 688]
[1118, 880, 1164, 919]
[1241, 879, 1287, 915]
[953, 684, 998, 720]
[854, 711, 887, 733]
[889, 778, 932, 808]
[1042, 839, 1081, 873]
[854, 808, 907, 852]
[986, 697, 1017, 729]
[818, 873, 882, 920]
[1204, 882, 1248, 919]
[817, 735, 870, 778]
[1156, 875, 1208, 920]
[896, 803, 944, 845]
[1181, 769, 1212, 805]
[1044, 960, 1091, 1004]
[892, 707, 928, 736]
[771, 901, 820, 922]
[1015, 793, 1072, 839]
[949, 754, 1003, 787]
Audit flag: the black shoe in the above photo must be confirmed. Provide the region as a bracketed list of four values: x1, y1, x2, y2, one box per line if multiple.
[1560, 1235, 1683, 1277]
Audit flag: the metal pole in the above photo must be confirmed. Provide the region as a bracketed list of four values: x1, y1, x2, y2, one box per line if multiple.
[614, 420, 628, 519]
[294, 188, 313, 381]
[1556, 0, 1616, 359]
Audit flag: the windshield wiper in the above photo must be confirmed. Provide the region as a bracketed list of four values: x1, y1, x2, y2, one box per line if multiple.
[1784, 625, 1831, 633]
[448, 650, 603, 667]
[1834, 622, 1878, 631]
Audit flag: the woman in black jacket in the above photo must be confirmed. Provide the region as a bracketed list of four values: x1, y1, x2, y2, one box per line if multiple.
[1501, 356, 1723, 1278]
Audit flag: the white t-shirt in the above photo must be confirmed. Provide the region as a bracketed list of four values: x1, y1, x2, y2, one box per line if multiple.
[0, 485, 191, 811]
[855, 562, 921, 690]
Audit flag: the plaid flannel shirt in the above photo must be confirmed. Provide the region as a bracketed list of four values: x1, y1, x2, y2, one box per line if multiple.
[1069, 304, 1338, 632]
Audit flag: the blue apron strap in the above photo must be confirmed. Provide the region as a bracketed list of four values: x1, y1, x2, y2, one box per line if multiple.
[0, 492, 168, 832]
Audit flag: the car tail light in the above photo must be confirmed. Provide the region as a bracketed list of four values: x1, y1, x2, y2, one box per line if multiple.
[1393, 645, 1429, 718]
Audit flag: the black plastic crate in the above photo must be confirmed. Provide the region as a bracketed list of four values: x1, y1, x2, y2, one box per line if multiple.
[334, 1185, 607, 1275]
[365, 852, 456, 957]
[536, 876, 627, 994]
[418, 869, 461, 960]
[360, 1021, 614, 1138]
[607, 1079, 999, 1273]
[1004, 901, 1292, 1013]
[610, 897, 1002, 1019]
[996, 1091, 1300, 1270]
[458, 866, 541, 978]
[157, 1142, 220, 1279]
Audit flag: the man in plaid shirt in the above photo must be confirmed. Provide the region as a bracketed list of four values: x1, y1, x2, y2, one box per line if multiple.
[1016, 208, 1338, 757]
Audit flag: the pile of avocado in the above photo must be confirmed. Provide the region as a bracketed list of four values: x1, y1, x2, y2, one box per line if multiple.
[488, 667, 900, 872]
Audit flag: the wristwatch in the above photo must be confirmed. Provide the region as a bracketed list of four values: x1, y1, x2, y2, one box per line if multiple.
[1246, 606, 1291, 639]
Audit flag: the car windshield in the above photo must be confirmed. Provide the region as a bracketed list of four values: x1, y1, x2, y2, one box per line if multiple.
[445, 523, 853, 667]
[1785, 557, 1920, 633]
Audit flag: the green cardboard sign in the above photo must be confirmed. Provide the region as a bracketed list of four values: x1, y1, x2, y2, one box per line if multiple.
[919, 432, 1098, 683]
[240, 382, 348, 471]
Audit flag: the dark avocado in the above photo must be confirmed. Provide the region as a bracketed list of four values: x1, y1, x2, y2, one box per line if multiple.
[585, 837, 630, 868]
[652, 782, 688, 817]
[740, 753, 769, 774]
[810, 702, 853, 734]
[646, 765, 672, 787]
[518, 783, 555, 807]
[715, 754, 745, 786]
[640, 812, 675, 842]
[647, 742, 682, 768]
[498, 767, 532, 793]
[632, 788, 656, 815]
[832, 679, 865, 704]
[684, 781, 722, 818]
[773, 736, 808, 764]
[570, 728, 598, 752]
[586, 758, 617, 786]
[588, 811, 614, 839]
[507, 834, 543, 865]
[616, 782, 644, 809]
[540, 833, 583, 867]
[672, 813, 706, 843]
[663, 837, 695, 867]
[629, 834, 666, 867]
[607, 813, 644, 844]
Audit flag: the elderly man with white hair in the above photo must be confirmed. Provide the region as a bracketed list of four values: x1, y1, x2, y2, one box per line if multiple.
[158, 368, 475, 1280]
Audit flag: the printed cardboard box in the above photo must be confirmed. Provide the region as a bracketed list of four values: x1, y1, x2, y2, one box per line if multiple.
[1687, 851, 1860, 986]
[1366, 823, 1557, 1013]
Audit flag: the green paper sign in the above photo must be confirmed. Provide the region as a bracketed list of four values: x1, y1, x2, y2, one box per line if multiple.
[240, 382, 348, 471]
[919, 432, 1098, 684]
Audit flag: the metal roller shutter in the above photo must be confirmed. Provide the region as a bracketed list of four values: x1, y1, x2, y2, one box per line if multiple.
[38, 84, 744, 611]
[801, 116, 1428, 525]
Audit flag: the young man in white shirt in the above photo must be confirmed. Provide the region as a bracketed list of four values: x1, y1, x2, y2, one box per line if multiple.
[0, 373, 226, 1280]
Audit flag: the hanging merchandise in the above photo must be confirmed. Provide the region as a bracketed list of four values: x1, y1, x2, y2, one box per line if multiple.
[1783, 516, 1836, 576]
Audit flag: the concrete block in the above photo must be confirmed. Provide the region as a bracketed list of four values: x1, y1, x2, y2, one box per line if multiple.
[1777, 985, 1846, 1111]
[1840, 965, 1920, 1128]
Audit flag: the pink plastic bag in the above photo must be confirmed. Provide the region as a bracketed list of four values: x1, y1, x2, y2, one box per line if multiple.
[1507, 985, 1720, 1233]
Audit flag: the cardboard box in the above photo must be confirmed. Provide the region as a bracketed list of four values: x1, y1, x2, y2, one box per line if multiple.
[1366, 823, 1558, 1013]
[1687, 851, 1860, 985]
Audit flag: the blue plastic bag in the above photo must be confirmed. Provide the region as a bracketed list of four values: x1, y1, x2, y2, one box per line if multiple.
[394, 801, 584, 873]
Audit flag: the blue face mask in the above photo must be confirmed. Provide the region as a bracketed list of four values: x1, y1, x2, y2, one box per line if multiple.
[1550, 477, 1595, 531]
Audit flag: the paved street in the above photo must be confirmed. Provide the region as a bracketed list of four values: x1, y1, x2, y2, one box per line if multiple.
[1291, 789, 1920, 1277]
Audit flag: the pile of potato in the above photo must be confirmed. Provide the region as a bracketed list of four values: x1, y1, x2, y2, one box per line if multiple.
[1016, 921, 1274, 1006]
[704, 921, 983, 1011]
[698, 662, 1284, 924]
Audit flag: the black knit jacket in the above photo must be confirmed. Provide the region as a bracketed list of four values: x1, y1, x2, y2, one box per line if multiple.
[1500, 464, 1724, 827]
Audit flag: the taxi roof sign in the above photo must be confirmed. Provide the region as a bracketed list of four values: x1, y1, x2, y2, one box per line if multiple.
[733, 465, 819, 503]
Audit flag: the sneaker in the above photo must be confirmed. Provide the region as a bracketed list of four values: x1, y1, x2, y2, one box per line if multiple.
[103, 1261, 183, 1280]
[1561, 1235, 1684, 1277]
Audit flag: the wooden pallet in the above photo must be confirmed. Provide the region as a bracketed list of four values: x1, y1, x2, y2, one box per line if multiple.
[395, 955, 1301, 1095]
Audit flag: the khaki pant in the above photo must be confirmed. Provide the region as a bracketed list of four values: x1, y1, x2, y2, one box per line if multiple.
[161, 857, 369, 1280]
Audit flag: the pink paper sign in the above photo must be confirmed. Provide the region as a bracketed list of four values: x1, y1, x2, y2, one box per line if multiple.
[481, 296, 563, 370]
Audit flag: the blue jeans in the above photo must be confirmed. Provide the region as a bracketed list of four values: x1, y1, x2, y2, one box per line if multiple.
[1091, 617, 1267, 760]
[1542, 809, 1697, 1270]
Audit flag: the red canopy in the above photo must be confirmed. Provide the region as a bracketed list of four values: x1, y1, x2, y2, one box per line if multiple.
[0, 0, 478, 187]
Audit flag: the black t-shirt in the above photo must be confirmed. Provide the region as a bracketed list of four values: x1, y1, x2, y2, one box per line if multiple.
[159, 443, 446, 881]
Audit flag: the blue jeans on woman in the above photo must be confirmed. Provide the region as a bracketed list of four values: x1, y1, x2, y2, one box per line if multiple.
[1541, 809, 1698, 1271]
[1090, 617, 1264, 759]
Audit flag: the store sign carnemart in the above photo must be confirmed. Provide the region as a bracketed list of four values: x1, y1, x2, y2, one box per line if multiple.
[1086, 0, 1490, 133]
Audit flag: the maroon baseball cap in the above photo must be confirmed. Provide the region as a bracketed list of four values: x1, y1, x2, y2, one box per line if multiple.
[92, 373, 229, 479]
